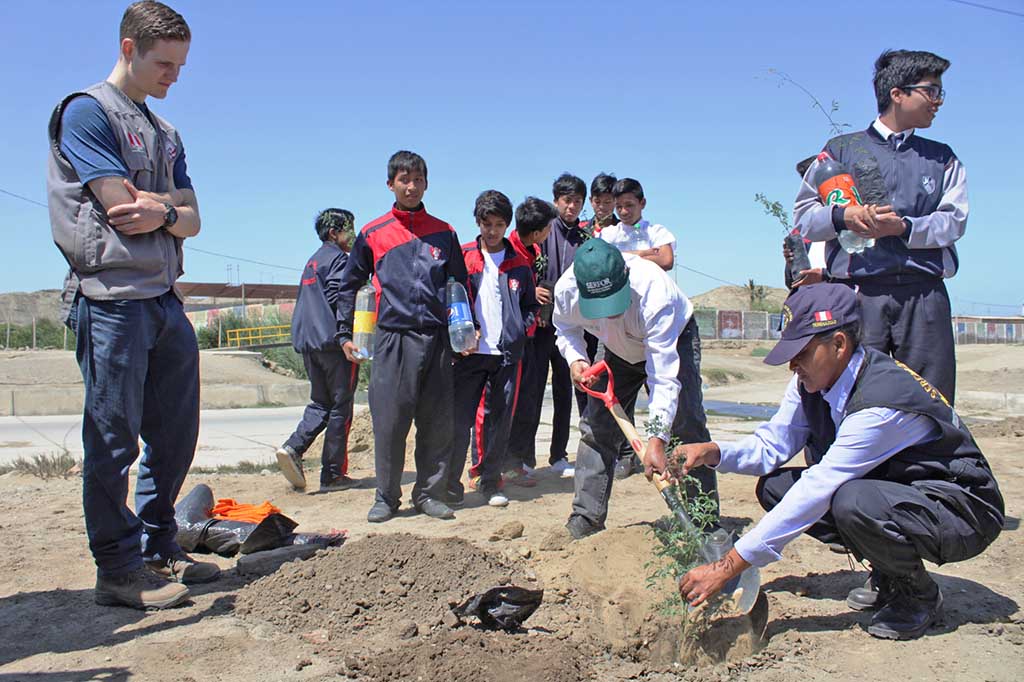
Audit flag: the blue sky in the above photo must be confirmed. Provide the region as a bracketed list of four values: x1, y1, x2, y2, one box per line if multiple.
[1, 0, 1022, 316]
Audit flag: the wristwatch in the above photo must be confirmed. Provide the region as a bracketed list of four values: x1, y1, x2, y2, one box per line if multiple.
[161, 202, 178, 229]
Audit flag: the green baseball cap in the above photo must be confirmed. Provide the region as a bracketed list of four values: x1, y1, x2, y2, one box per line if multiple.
[573, 239, 632, 319]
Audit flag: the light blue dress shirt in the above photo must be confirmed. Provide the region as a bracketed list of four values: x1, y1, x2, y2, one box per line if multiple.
[718, 348, 941, 567]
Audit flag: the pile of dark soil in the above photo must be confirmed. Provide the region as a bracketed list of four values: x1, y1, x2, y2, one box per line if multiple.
[235, 533, 533, 642]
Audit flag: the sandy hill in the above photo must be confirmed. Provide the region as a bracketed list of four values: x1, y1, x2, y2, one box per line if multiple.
[690, 284, 788, 312]
[0, 290, 63, 326]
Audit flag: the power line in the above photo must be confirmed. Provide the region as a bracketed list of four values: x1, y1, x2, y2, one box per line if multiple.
[945, 0, 1024, 18]
[1, 185, 300, 271]
[675, 263, 744, 288]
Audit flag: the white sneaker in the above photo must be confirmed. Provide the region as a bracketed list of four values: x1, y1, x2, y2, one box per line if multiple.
[488, 492, 509, 508]
[522, 463, 535, 475]
[550, 458, 575, 478]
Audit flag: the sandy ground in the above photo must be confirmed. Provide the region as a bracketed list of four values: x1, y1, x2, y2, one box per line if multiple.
[1, 409, 1021, 681]
[1, 343, 1021, 681]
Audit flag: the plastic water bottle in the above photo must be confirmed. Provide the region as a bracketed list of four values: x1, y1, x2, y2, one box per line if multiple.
[352, 283, 377, 360]
[700, 529, 761, 615]
[811, 152, 875, 254]
[446, 277, 476, 353]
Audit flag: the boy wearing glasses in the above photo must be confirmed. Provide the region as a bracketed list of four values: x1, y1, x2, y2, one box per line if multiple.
[794, 50, 964, 406]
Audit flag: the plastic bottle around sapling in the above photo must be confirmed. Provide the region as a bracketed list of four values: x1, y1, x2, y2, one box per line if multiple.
[700, 528, 761, 614]
[811, 152, 875, 254]
[352, 283, 377, 360]
[446, 277, 476, 354]
[784, 230, 812, 283]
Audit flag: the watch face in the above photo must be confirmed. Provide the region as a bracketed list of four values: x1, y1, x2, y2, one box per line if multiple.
[164, 203, 178, 228]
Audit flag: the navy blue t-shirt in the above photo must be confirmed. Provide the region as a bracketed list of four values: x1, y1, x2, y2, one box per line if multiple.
[59, 95, 193, 189]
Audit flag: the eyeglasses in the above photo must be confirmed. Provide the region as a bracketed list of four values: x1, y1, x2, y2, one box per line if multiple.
[902, 84, 945, 101]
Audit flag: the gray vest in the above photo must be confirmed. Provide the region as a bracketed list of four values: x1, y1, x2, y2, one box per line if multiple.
[47, 81, 185, 319]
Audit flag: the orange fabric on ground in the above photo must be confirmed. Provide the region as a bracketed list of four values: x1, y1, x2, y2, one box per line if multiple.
[211, 498, 283, 523]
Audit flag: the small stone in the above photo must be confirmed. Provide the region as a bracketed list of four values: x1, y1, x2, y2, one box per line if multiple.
[517, 546, 532, 559]
[397, 620, 418, 639]
[301, 629, 330, 644]
[488, 520, 525, 542]
[442, 609, 464, 629]
[295, 658, 312, 671]
[399, 574, 416, 587]
[525, 569, 538, 582]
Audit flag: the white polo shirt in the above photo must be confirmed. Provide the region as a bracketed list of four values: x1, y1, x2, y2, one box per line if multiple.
[598, 219, 676, 252]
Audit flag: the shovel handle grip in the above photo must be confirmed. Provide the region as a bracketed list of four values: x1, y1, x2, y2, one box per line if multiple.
[577, 360, 615, 406]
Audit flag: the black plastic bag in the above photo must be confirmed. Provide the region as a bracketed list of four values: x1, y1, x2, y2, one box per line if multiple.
[453, 586, 544, 631]
[174, 484, 344, 557]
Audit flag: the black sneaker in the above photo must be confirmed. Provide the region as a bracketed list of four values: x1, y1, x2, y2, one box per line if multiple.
[416, 498, 455, 520]
[319, 475, 359, 492]
[847, 569, 893, 611]
[275, 445, 306, 490]
[367, 501, 396, 523]
[867, 568, 943, 640]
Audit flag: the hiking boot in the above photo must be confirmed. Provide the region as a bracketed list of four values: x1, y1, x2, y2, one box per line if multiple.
[367, 501, 396, 523]
[95, 568, 191, 610]
[275, 445, 306, 490]
[566, 515, 603, 540]
[867, 567, 943, 640]
[550, 458, 575, 478]
[416, 498, 455, 520]
[503, 466, 538, 488]
[847, 569, 893, 611]
[319, 475, 359, 493]
[146, 552, 221, 585]
[614, 455, 635, 480]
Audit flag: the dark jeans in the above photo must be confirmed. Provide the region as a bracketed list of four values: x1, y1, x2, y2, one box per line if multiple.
[284, 350, 358, 485]
[756, 467, 1001, 576]
[855, 277, 956, 405]
[368, 328, 453, 509]
[570, 318, 717, 530]
[72, 292, 200, 577]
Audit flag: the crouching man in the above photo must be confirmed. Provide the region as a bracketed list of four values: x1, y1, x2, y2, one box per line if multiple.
[661, 283, 1003, 640]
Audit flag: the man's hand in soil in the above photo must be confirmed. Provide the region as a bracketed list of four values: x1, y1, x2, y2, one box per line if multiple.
[570, 360, 595, 388]
[643, 437, 669, 482]
[679, 548, 750, 607]
[671, 442, 721, 478]
[342, 341, 365, 364]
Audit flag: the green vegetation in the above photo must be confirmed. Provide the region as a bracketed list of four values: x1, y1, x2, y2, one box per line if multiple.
[1, 320, 75, 350]
[703, 367, 748, 386]
[0, 452, 80, 479]
[750, 346, 770, 357]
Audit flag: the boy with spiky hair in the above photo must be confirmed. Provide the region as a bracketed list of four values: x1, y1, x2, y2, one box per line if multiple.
[506, 196, 557, 480]
[533, 173, 592, 477]
[601, 178, 675, 271]
[276, 208, 360, 494]
[795, 50, 963, 405]
[448, 190, 539, 507]
[47, 0, 217, 610]
[338, 150, 472, 523]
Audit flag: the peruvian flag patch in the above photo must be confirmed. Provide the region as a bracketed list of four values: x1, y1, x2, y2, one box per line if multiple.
[126, 130, 145, 152]
[814, 311, 833, 322]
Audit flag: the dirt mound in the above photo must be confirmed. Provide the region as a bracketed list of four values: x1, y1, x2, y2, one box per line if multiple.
[348, 628, 590, 682]
[560, 526, 764, 667]
[691, 285, 788, 312]
[970, 416, 1024, 439]
[304, 409, 375, 471]
[235, 533, 532, 642]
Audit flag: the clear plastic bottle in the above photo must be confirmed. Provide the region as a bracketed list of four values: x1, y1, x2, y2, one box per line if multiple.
[811, 152, 875, 254]
[446, 277, 476, 353]
[352, 283, 377, 360]
[699, 528, 761, 614]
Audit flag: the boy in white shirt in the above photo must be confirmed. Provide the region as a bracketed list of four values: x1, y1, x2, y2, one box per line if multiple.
[599, 178, 675, 271]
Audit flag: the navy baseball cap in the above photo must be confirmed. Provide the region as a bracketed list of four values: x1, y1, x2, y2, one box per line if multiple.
[764, 283, 860, 366]
[574, 239, 632, 319]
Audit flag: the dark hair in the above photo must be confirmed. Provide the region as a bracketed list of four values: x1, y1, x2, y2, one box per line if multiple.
[473, 190, 513, 227]
[552, 173, 586, 201]
[515, 196, 558, 236]
[821, 320, 862, 348]
[873, 49, 950, 114]
[612, 178, 644, 201]
[795, 156, 816, 178]
[387, 150, 428, 182]
[120, 1, 190, 56]
[315, 208, 355, 242]
[590, 173, 617, 197]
